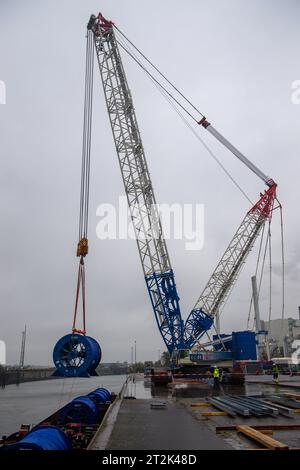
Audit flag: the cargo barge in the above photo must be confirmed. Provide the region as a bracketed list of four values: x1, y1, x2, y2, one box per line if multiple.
[0, 387, 117, 450]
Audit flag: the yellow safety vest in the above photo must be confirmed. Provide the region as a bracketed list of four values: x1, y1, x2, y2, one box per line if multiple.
[213, 368, 220, 378]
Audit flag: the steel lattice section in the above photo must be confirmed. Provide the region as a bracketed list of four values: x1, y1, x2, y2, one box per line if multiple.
[92, 19, 184, 351]
[184, 185, 277, 347]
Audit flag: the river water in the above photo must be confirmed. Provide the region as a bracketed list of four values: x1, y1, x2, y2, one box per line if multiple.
[0, 375, 127, 437]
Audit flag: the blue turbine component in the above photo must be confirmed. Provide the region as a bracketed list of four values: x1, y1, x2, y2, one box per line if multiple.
[88, 388, 111, 405]
[53, 333, 101, 377]
[184, 308, 214, 350]
[231, 330, 257, 360]
[2, 426, 72, 450]
[59, 396, 99, 425]
[145, 270, 185, 353]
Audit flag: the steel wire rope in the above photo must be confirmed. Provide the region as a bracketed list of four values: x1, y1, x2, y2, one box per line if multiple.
[114, 25, 205, 119]
[78, 36, 89, 240]
[79, 33, 91, 239]
[265, 221, 273, 358]
[84, 32, 94, 237]
[251, 227, 271, 331]
[268, 222, 272, 325]
[115, 34, 252, 204]
[259, 204, 285, 355]
[115, 37, 198, 125]
[73, 30, 94, 334]
[79, 30, 94, 240]
[279, 204, 285, 328]
[246, 224, 266, 329]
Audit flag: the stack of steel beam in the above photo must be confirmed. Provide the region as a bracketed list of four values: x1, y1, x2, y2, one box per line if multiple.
[258, 396, 296, 417]
[208, 395, 279, 417]
[227, 396, 279, 417]
[266, 396, 300, 409]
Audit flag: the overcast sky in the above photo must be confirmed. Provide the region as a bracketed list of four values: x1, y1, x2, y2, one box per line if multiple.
[0, 0, 299, 365]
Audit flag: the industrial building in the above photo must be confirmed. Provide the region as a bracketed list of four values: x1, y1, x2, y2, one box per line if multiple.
[261, 316, 300, 357]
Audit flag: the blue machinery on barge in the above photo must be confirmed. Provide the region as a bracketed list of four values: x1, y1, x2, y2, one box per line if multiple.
[1, 388, 112, 450]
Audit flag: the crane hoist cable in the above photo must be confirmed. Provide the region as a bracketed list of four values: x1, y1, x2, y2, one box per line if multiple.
[247, 202, 284, 334]
[72, 28, 94, 335]
[263, 202, 285, 332]
[52, 24, 101, 379]
[249, 222, 271, 331]
[249, 204, 285, 340]
[279, 203, 285, 327]
[246, 223, 266, 329]
[268, 222, 272, 325]
[250, 221, 272, 332]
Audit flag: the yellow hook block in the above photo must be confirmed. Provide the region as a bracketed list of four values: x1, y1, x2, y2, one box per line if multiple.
[77, 237, 89, 257]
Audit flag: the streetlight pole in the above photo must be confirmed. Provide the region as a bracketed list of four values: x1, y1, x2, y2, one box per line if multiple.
[134, 340, 137, 372]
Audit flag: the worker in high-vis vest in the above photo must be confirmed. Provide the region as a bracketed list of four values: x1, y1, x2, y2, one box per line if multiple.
[213, 366, 220, 389]
[273, 363, 279, 384]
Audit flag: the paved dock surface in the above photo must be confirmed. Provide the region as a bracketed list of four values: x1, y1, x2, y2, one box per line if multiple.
[107, 399, 232, 450]
[246, 375, 300, 389]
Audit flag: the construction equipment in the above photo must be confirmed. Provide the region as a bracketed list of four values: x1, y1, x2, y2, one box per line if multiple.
[86, 13, 280, 357]
[52, 13, 280, 371]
